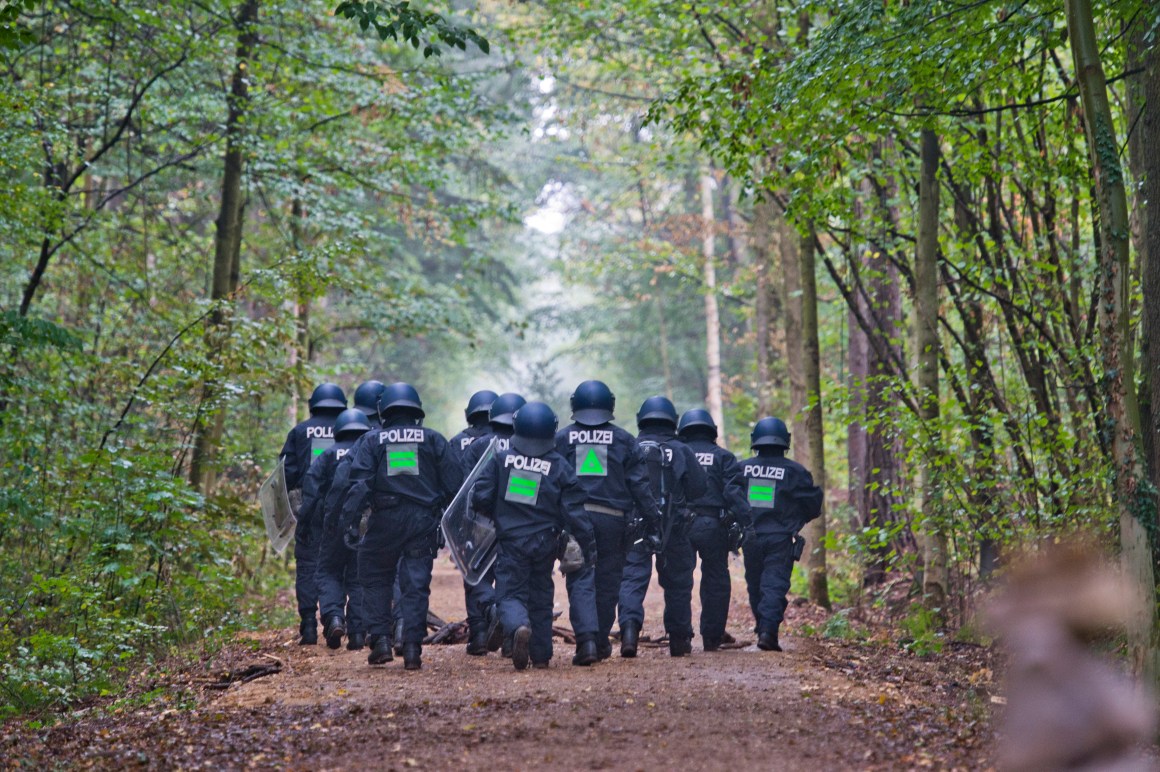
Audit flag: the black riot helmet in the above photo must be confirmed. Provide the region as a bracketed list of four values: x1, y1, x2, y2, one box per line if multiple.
[751, 417, 791, 449]
[677, 408, 718, 440]
[570, 380, 615, 426]
[465, 389, 499, 425]
[512, 401, 559, 457]
[308, 383, 347, 413]
[378, 382, 425, 421]
[636, 395, 678, 430]
[489, 392, 527, 428]
[353, 380, 386, 417]
[334, 408, 372, 439]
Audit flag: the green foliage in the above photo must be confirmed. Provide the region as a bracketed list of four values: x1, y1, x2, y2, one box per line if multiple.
[335, 1, 489, 57]
[900, 603, 946, 657]
[821, 609, 866, 642]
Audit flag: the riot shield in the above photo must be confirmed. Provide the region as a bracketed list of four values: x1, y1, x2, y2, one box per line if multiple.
[440, 438, 498, 586]
[258, 457, 297, 555]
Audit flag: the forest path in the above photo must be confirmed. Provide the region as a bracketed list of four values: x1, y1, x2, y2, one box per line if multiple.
[9, 561, 994, 770]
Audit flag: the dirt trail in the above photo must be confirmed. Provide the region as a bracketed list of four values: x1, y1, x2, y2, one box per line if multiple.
[7, 560, 995, 770]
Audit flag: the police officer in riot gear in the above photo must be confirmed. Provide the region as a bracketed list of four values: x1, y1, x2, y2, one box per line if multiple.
[556, 380, 659, 664]
[339, 382, 463, 669]
[457, 392, 525, 655]
[280, 382, 347, 644]
[677, 408, 753, 652]
[740, 417, 823, 652]
[297, 409, 372, 651]
[448, 390, 498, 465]
[353, 380, 386, 429]
[618, 397, 708, 657]
[472, 402, 596, 670]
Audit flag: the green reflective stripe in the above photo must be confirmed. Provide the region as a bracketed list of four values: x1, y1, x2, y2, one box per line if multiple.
[312, 446, 326, 456]
[388, 451, 417, 466]
[579, 449, 604, 475]
[507, 478, 538, 496]
[749, 485, 774, 502]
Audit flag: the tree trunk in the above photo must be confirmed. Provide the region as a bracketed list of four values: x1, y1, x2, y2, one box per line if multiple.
[752, 195, 775, 413]
[1132, 18, 1160, 503]
[915, 128, 946, 614]
[701, 166, 725, 438]
[798, 227, 831, 608]
[1066, 0, 1158, 680]
[188, 0, 260, 493]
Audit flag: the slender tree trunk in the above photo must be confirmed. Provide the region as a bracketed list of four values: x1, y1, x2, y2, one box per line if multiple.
[1067, 0, 1158, 680]
[188, 0, 260, 492]
[1131, 20, 1160, 496]
[915, 128, 946, 614]
[753, 197, 774, 414]
[798, 227, 831, 608]
[701, 166, 725, 437]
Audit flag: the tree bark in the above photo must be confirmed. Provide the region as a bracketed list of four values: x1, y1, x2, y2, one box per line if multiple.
[752, 195, 776, 413]
[798, 227, 831, 608]
[188, 0, 260, 492]
[701, 166, 725, 438]
[1066, 0, 1158, 680]
[915, 128, 946, 614]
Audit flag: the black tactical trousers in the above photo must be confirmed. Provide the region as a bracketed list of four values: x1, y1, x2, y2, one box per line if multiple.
[495, 531, 558, 664]
[358, 505, 439, 643]
[565, 511, 624, 645]
[618, 527, 696, 640]
[742, 532, 795, 634]
[687, 515, 732, 646]
[294, 528, 321, 622]
[315, 517, 365, 635]
[463, 567, 496, 636]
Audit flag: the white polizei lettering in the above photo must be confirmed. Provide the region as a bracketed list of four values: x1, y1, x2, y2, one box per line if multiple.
[461, 437, 474, 449]
[568, 429, 614, 445]
[378, 427, 425, 444]
[743, 465, 785, 480]
[695, 452, 715, 467]
[504, 454, 552, 475]
[664, 448, 673, 462]
[496, 438, 510, 451]
[336, 448, 349, 460]
[305, 425, 334, 439]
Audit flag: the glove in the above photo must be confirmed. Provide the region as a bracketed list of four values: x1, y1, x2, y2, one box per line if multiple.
[625, 513, 647, 546]
[287, 488, 304, 517]
[558, 534, 585, 574]
[726, 521, 748, 552]
[791, 534, 806, 562]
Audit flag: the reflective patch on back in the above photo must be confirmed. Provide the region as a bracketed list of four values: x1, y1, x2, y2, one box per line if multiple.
[386, 443, 419, 476]
[576, 444, 608, 476]
[505, 470, 541, 505]
[311, 437, 334, 458]
[748, 478, 777, 509]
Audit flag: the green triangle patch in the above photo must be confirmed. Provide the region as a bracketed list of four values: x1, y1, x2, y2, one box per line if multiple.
[579, 448, 604, 475]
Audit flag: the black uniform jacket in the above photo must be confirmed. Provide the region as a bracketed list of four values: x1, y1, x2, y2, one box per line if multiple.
[298, 438, 358, 539]
[340, 420, 463, 522]
[472, 447, 595, 554]
[682, 437, 754, 527]
[554, 422, 658, 517]
[635, 427, 709, 510]
[460, 427, 514, 473]
[280, 413, 340, 492]
[738, 453, 823, 536]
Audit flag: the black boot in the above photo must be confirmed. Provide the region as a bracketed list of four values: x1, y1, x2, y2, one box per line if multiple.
[757, 630, 782, 652]
[324, 616, 346, 650]
[620, 623, 640, 658]
[511, 625, 531, 671]
[572, 639, 598, 667]
[368, 635, 393, 665]
[501, 633, 513, 659]
[299, 618, 318, 646]
[485, 604, 504, 653]
[346, 632, 366, 651]
[403, 642, 422, 671]
[702, 637, 721, 652]
[596, 639, 612, 661]
[669, 636, 692, 657]
[393, 618, 405, 656]
[466, 627, 489, 656]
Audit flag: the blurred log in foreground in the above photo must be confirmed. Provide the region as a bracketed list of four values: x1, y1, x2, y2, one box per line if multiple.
[990, 544, 1158, 771]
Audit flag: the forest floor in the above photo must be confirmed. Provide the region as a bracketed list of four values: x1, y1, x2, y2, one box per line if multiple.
[3, 560, 997, 770]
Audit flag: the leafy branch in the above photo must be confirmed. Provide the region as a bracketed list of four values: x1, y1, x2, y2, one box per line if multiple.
[334, 1, 489, 57]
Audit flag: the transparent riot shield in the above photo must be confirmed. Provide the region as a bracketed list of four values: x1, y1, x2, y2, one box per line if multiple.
[440, 438, 498, 586]
[258, 457, 297, 555]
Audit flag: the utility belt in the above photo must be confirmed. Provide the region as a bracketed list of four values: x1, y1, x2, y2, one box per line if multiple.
[584, 503, 627, 518]
[692, 506, 726, 520]
[372, 491, 441, 517]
